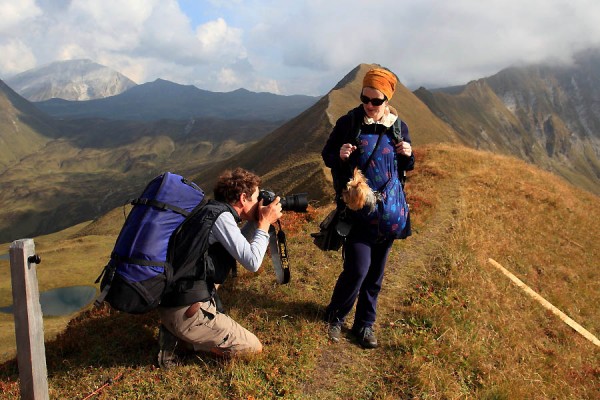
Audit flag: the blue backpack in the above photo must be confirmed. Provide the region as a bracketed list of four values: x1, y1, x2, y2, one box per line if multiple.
[95, 172, 206, 314]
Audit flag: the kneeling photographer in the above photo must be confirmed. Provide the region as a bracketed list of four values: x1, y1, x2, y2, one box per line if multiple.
[157, 167, 283, 367]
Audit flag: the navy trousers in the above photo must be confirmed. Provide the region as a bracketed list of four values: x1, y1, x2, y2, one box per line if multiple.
[325, 235, 393, 330]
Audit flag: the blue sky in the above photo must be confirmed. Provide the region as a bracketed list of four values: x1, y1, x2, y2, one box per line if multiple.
[1, 0, 600, 95]
[177, 0, 226, 28]
[177, 0, 209, 25]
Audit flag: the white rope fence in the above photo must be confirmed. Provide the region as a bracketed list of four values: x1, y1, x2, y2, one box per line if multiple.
[487, 258, 600, 348]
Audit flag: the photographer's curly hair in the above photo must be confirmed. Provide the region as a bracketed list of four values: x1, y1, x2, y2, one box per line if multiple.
[214, 167, 262, 204]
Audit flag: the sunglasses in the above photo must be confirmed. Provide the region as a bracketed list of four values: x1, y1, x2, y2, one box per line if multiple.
[360, 94, 386, 106]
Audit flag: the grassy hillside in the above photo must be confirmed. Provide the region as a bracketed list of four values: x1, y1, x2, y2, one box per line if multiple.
[0, 81, 55, 171]
[1, 144, 598, 399]
[0, 115, 279, 243]
[0, 135, 176, 243]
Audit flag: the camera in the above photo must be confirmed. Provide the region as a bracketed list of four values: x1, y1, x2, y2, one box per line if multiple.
[259, 189, 308, 212]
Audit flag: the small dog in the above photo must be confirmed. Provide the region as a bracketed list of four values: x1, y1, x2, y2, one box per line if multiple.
[342, 167, 377, 213]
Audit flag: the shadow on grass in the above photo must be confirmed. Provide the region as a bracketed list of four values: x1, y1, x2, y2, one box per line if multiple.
[0, 305, 159, 381]
[0, 285, 325, 381]
[220, 284, 326, 321]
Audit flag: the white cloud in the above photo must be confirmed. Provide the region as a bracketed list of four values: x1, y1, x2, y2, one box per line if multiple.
[57, 43, 88, 61]
[253, 79, 281, 94]
[0, 0, 41, 74]
[216, 67, 239, 87]
[0, 0, 41, 32]
[2, 0, 600, 94]
[0, 40, 37, 75]
[195, 18, 245, 61]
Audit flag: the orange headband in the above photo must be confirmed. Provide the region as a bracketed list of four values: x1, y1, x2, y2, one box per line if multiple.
[362, 68, 397, 100]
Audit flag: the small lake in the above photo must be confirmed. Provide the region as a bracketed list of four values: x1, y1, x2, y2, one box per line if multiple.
[0, 285, 97, 317]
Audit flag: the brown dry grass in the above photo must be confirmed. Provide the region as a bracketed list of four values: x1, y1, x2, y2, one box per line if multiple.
[0, 143, 598, 399]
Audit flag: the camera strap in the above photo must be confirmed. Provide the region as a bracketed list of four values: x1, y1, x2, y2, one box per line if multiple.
[268, 221, 290, 284]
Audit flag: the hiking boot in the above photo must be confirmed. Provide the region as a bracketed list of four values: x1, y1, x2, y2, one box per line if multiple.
[157, 324, 179, 369]
[328, 324, 342, 343]
[354, 326, 378, 349]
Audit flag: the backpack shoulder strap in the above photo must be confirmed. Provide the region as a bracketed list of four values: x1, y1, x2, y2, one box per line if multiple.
[392, 117, 403, 142]
[131, 197, 190, 217]
[167, 200, 233, 282]
[347, 108, 362, 144]
[391, 118, 407, 188]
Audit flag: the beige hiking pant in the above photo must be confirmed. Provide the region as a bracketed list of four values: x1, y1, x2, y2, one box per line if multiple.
[159, 298, 262, 357]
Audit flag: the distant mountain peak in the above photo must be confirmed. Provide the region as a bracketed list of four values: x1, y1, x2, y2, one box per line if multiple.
[5, 59, 137, 101]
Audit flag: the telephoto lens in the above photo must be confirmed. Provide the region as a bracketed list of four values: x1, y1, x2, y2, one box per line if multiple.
[259, 190, 308, 212]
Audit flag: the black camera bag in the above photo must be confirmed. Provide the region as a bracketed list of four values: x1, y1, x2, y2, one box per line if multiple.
[311, 208, 351, 251]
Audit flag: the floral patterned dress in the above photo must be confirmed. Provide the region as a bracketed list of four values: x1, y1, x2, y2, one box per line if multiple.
[352, 126, 408, 241]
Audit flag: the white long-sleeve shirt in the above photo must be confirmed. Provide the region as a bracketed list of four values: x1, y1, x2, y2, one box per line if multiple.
[208, 212, 270, 273]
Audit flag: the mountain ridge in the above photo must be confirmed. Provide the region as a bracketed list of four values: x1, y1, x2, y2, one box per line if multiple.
[33, 78, 320, 122]
[415, 48, 600, 195]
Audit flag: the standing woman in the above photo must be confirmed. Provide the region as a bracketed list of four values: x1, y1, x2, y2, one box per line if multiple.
[321, 67, 414, 348]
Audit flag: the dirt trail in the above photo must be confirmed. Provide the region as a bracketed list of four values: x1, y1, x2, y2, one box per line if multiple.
[301, 173, 463, 398]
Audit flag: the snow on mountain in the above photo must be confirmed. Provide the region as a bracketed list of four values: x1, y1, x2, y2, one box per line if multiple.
[5, 59, 137, 101]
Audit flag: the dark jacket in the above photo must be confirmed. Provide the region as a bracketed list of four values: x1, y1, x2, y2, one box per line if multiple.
[323, 106, 414, 194]
[321, 105, 415, 239]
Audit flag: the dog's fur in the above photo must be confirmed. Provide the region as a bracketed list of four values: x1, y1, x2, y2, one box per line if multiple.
[342, 167, 377, 212]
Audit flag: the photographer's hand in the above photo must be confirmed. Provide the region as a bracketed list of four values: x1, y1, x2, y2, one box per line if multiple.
[257, 197, 283, 232]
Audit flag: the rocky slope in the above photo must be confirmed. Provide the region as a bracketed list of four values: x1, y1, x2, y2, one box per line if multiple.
[415, 48, 600, 194]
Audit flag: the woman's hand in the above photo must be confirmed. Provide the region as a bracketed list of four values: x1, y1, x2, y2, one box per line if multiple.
[395, 141, 412, 157]
[340, 143, 357, 160]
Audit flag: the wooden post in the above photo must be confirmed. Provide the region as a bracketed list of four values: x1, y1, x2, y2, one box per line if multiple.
[488, 258, 600, 348]
[10, 239, 49, 400]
